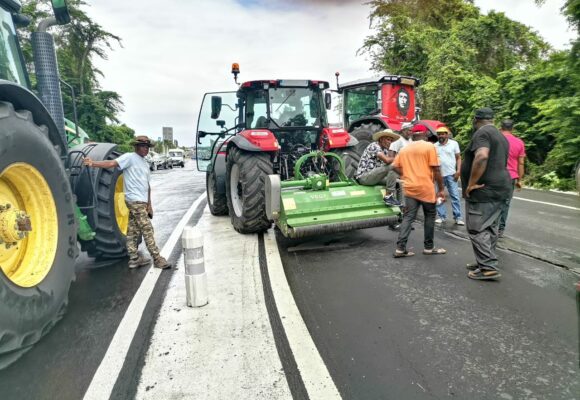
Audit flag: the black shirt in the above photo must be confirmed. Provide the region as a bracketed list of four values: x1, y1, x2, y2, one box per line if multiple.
[461, 124, 511, 202]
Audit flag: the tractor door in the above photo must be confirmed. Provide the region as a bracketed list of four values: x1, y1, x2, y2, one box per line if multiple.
[196, 91, 238, 171]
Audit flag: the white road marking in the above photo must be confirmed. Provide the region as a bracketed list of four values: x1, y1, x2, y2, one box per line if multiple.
[264, 230, 342, 399]
[83, 193, 207, 400]
[512, 196, 580, 211]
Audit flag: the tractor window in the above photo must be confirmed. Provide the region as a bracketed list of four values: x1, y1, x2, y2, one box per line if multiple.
[0, 9, 28, 86]
[268, 87, 323, 128]
[344, 85, 380, 126]
[246, 90, 269, 128]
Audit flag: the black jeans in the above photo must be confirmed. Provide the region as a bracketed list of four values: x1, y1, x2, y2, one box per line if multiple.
[465, 200, 503, 271]
[396, 196, 436, 251]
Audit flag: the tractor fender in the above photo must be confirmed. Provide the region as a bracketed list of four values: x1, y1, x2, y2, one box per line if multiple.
[346, 135, 359, 147]
[229, 135, 263, 152]
[348, 117, 387, 133]
[0, 80, 67, 159]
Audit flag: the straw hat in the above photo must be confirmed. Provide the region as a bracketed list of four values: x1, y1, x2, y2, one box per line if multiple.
[372, 129, 400, 142]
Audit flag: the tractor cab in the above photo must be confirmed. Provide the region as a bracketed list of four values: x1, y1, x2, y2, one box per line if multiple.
[196, 78, 354, 180]
[339, 75, 420, 132]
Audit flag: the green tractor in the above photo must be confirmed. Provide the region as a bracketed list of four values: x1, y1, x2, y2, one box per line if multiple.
[196, 65, 401, 238]
[0, 0, 128, 368]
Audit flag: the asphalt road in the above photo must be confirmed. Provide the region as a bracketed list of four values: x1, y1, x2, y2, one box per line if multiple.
[0, 163, 578, 400]
[278, 190, 580, 399]
[0, 161, 205, 400]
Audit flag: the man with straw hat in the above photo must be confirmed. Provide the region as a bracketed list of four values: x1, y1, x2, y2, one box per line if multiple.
[83, 135, 172, 270]
[355, 128, 402, 206]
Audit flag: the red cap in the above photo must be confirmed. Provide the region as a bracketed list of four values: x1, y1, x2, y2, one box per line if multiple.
[411, 124, 429, 133]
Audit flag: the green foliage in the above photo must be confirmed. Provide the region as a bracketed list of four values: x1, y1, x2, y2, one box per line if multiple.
[363, 0, 579, 190]
[19, 0, 129, 145]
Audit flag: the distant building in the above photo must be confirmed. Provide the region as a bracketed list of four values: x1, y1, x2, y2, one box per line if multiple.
[162, 127, 173, 142]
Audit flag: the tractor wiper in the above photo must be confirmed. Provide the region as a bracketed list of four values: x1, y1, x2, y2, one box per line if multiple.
[274, 89, 296, 113]
[267, 117, 281, 129]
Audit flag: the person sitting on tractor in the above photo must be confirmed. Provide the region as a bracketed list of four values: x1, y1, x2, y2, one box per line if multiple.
[355, 129, 402, 206]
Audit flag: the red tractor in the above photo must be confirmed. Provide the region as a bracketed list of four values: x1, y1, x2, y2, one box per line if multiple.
[337, 75, 420, 173]
[196, 70, 363, 234]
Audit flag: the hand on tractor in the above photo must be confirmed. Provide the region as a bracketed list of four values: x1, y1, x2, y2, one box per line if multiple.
[83, 157, 93, 167]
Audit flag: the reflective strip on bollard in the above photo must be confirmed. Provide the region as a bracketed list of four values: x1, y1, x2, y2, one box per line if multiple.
[182, 226, 208, 307]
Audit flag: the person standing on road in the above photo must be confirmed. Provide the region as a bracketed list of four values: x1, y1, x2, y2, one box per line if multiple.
[392, 124, 446, 258]
[434, 126, 464, 226]
[461, 108, 511, 281]
[498, 119, 526, 237]
[83, 135, 171, 270]
[356, 129, 401, 206]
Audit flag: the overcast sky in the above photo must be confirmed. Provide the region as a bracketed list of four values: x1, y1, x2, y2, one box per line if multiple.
[88, 0, 575, 147]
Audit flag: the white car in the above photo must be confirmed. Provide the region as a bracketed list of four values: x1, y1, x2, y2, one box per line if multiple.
[168, 148, 185, 168]
[146, 151, 172, 171]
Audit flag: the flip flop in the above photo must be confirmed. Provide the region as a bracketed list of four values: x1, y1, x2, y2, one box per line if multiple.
[467, 268, 501, 280]
[394, 250, 415, 258]
[423, 248, 446, 255]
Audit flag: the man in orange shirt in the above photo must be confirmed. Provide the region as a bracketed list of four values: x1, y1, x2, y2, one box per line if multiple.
[392, 125, 446, 257]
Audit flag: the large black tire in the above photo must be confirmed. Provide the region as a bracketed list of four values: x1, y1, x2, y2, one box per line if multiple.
[350, 122, 384, 157]
[0, 102, 77, 369]
[226, 148, 273, 233]
[73, 143, 127, 260]
[207, 170, 228, 216]
[332, 148, 361, 179]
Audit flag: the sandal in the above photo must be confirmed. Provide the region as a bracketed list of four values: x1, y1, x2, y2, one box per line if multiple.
[467, 268, 501, 280]
[394, 249, 415, 258]
[423, 248, 446, 255]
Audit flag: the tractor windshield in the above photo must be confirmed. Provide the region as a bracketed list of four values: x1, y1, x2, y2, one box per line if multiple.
[0, 8, 28, 86]
[246, 87, 326, 129]
[344, 85, 380, 126]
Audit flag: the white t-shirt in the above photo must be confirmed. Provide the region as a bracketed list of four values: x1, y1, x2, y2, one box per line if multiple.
[435, 139, 461, 177]
[389, 136, 411, 153]
[116, 152, 151, 202]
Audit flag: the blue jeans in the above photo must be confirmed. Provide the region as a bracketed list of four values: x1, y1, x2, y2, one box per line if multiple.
[436, 175, 462, 220]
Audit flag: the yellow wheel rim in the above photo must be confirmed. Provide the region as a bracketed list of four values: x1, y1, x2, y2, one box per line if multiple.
[0, 163, 58, 287]
[114, 174, 128, 235]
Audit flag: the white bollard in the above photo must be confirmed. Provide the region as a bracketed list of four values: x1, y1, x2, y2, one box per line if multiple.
[181, 226, 208, 307]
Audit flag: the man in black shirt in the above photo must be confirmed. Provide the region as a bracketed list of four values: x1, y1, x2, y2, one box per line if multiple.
[460, 108, 510, 280]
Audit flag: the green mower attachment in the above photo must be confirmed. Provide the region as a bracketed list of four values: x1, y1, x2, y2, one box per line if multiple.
[265, 152, 401, 238]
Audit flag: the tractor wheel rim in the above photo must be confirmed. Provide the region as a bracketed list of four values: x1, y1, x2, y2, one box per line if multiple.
[207, 173, 215, 205]
[230, 164, 243, 217]
[114, 175, 128, 235]
[0, 163, 58, 287]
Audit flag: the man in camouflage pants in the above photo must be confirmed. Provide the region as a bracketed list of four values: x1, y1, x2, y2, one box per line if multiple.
[84, 136, 171, 269]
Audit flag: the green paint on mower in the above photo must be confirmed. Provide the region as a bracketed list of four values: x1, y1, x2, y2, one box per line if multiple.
[266, 151, 400, 238]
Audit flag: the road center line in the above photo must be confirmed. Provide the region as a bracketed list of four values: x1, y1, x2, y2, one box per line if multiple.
[83, 193, 207, 400]
[512, 196, 580, 211]
[264, 230, 342, 399]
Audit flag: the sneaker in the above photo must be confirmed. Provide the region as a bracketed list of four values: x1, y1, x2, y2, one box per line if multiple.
[467, 268, 501, 280]
[383, 195, 401, 207]
[455, 219, 465, 226]
[128, 255, 151, 269]
[435, 217, 445, 224]
[498, 230, 505, 238]
[154, 257, 172, 269]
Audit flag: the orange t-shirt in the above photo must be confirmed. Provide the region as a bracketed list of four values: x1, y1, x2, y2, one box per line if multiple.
[392, 141, 440, 203]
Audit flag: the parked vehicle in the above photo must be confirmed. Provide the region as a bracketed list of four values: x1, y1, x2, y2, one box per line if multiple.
[146, 151, 172, 170]
[0, 0, 128, 368]
[168, 148, 185, 167]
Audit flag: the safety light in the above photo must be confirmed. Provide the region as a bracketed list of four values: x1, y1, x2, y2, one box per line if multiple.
[232, 62, 240, 84]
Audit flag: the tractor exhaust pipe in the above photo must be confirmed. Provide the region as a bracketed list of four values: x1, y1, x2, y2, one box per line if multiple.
[32, 17, 66, 147]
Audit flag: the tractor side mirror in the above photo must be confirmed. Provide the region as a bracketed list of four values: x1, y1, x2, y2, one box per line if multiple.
[324, 92, 332, 110]
[211, 96, 222, 119]
[51, 0, 71, 25]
